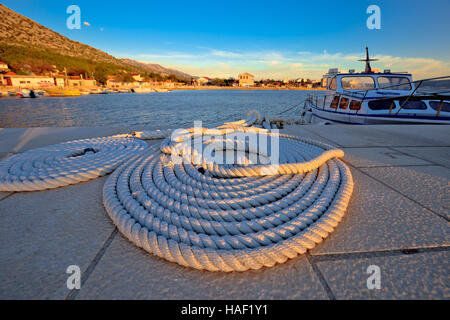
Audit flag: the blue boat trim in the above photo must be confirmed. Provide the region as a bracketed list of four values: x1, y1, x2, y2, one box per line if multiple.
[309, 103, 450, 121]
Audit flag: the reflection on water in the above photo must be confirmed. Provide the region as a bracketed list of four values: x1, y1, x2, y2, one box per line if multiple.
[0, 90, 315, 128]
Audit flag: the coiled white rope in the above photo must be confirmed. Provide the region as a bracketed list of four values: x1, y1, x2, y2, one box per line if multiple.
[103, 131, 353, 272]
[130, 110, 262, 140]
[0, 136, 148, 191]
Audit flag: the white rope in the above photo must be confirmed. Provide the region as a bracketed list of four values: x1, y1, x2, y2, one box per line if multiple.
[103, 132, 353, 272]
[131, 110, 262, 140]
[0, 136, 148, 191]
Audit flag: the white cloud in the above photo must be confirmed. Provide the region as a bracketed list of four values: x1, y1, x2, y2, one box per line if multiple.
[117, 48, 450, 80]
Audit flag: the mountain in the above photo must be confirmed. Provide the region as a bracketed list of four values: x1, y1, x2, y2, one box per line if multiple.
[119, 59, 191, 80]
[0, 4, 191, 81]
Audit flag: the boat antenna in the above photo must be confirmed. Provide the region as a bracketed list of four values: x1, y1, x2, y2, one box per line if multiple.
[358, 46, 378, 73]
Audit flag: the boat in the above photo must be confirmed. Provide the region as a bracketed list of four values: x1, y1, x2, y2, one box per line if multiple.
[303, 47, 450, 125]
[101, 89, 115, 94]
[46, 89, 81, 97]
[17, 89, 38, 98]
[132, 87, 155, 93]
[154, 88, 170, 92]
[89, 88, 103, 94]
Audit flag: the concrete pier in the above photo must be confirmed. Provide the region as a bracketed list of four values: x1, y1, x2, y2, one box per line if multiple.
[0, 124, 448, 299]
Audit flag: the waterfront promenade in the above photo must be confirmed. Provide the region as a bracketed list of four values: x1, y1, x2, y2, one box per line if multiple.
[0, 124, 448, 299]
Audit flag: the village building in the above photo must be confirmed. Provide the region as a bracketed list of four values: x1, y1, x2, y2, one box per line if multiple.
[131, 73, 142, 82]
[195, 77, 212, 86]
[106, 76, 134, 89]
[54, 76, 65, 87]
[67, 76, 97, 88]
[0, 61, 9, 72]
[3, 75, 55, 88]
[238, 73, 254, 87]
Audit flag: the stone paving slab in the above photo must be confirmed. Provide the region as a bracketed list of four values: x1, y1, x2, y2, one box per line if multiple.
[75, 233, 329, 300]
[341, 147, 432, 168]
[360, 165, 450, 220]
[282, 125, 339, 146]
[314, 249, 450, 299]
[311, 168, 450, 255]
[0, 125, 449, 300]
[0, 177, 114, 299]
[302, 125, 450, 148]
[392, 147, 450, 169]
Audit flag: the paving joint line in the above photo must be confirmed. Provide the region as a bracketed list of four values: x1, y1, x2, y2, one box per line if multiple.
[305, 252, 336, 300]
[341, 145, 450, 149]
[387, 146, 450, 169]
[65, 228, 118, 300]
[310, 246, 450, 262]
[353, 164, 437, 169]
[344, 160, 450, 222]
[0, 192, 15, 202]
[299, 127, 344, 147]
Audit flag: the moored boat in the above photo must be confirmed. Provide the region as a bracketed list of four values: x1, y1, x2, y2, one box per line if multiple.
[132, 87, 155, 93]
[46, 89, 81, 97]
[304, 47, 450, 125]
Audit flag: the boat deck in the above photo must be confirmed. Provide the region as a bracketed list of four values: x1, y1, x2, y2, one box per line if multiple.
[0, 124, 449, 299]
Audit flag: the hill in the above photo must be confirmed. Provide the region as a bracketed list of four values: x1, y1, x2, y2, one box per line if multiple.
[0, 4, 191, 83]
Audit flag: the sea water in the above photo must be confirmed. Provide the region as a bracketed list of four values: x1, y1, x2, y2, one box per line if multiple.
[0, 89, 318, 128]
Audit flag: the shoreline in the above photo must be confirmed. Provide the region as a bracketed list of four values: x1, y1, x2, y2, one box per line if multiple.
[0, 86, 324, 96]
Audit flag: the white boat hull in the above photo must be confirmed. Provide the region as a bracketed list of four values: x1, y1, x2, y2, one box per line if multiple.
[310, 105, 450, 125]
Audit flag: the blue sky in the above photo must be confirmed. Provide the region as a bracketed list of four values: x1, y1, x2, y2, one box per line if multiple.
[3, 0, 450, 79]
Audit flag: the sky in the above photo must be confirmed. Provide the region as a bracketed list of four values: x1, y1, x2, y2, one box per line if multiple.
[3, 0, 450, 80]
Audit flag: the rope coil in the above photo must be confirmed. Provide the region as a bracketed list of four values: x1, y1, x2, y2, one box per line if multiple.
[0, 136, 148, 191]
[103, 132, 353, 272]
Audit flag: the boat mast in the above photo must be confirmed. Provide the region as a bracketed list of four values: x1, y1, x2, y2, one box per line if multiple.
[358, 46, 378, 73]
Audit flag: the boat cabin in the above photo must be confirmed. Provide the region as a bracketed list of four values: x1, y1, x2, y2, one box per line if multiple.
[322, 71, 414, 94]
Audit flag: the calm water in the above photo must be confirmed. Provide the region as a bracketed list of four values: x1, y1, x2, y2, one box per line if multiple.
[0, 89, 315, 128]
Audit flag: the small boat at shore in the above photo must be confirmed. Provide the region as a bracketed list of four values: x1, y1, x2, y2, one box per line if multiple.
[304, 47, 450, 125]
[46, 89, 81, 97]
[89, 88, 103, 94]
[17, 89, 38, 98]
[132, 87, 155, 93]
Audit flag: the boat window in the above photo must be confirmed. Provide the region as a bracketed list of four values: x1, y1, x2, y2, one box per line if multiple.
[341, 77, 375, 90]
[349, 100, 361, 110]
[329, 77, 337, 90]
[339, 97, 349, 109]
[368, 100, 395, 110]
[378, 77, 412, 90]
[399, 99, 427, 110]
[330, 96, 340, 108]
[429, 101, 450, 113]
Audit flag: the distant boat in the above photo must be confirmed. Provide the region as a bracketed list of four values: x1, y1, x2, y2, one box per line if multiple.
[17, 89, 37, 98]
[89, 88, 103, 94]
[154, 88, 170, 92]
[46, 89, 81, 97]
[132, 87, 155, 93]
[101, 89, 115, 94]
